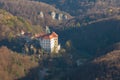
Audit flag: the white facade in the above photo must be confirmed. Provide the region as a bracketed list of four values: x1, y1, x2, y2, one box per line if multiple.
[39, 39, 51, 52]
[38, 32, 60, 53]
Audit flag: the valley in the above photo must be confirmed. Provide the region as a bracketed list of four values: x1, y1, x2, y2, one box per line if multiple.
[0, 0, 120, 80]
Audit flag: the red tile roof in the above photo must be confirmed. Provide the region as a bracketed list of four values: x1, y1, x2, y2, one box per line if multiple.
[37, 32, 58, 39]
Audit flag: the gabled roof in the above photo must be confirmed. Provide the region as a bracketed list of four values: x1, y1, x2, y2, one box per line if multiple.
[50, 32, 58, 38]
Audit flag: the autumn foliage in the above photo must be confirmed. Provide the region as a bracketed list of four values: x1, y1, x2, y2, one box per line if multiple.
[0, 46, 38, 80]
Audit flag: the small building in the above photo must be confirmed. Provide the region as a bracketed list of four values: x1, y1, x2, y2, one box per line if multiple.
[37, 32, 60, 53]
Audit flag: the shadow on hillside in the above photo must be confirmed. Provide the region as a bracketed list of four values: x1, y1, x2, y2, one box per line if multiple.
[54, 19, 120, 56]
[0, 39, 24, 53]
[17, 66, 40, 80]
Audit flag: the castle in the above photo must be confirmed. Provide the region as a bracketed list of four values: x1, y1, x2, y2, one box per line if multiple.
[36, 26, 60, 53]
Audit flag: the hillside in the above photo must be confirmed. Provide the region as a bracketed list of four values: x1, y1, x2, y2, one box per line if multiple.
[36, 0, 120, 28]
[0, 46, 39, 80]
[67, 50, 120, 80]
[37, 0, 120, 16]
[0, 9, 43, 41]
[1, 0, 119, 28]
[0, 0, 72, 27]
[0, 0, 120, 80]
[55, 18, 120, 57]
